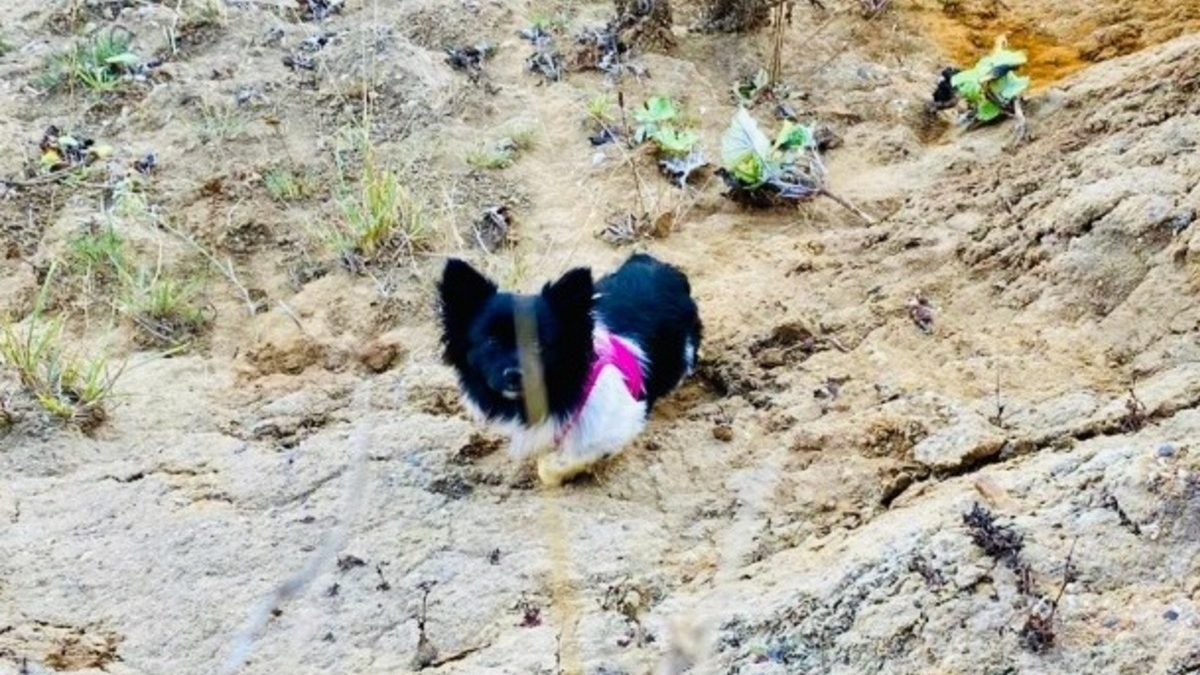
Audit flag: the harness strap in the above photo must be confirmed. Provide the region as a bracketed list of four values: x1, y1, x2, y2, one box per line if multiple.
[553, 331, 644, 444]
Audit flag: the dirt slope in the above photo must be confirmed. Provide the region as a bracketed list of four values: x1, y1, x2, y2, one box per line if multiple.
[1, 1, 1198, 674]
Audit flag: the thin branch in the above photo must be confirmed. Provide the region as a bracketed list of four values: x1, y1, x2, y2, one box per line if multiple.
[157, 215, 259, 316]
[818, 188, 875, 225]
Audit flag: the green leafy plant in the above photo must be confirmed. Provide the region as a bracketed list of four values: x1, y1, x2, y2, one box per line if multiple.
[0, 316, 119, 428]
[0, 263, 123, 431]
[949, 37, 1030, 125]
[264, 167, 317, 202]
[631, 95, 698, 157]
[718, 107, 872, 222]
[466, 129, 535, 170]
[117, 267, 210, 348]
[721, 107, 817, 195]
[629, 95, 708, 186]
[38, 29, 140, 93]
[586, 93, 617, 125]
[334, 154, 432, 260]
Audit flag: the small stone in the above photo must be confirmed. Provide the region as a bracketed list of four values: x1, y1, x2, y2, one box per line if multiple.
[1164, 609, 1180, 621]
[1102, 616, 1119, 629]
[713, 424, 734, 442]
[358, 336, 406, 373]
[1157, 443, 1176, 458]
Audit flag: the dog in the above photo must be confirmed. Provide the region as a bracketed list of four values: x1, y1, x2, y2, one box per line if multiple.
[437, 253, 703, 486]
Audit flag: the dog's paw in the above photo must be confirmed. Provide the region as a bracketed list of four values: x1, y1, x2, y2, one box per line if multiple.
[536, 451, 595, 487]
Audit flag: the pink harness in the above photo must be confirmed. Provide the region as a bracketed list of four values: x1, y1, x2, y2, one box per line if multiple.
[554, 331, 645, 444]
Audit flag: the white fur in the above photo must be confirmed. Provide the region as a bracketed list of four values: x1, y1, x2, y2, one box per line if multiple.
[537, 365, 649, 485]
[461, 364, 649, 486]
[459, 326, 701, 486]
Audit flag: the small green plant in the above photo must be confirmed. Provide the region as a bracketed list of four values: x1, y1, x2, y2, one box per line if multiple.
[264, 167, 317, 202]
[66, 224, 126, 280]
[529, 12, 569, 32]
[110, 177, 154, 222]
[718, 107, 872, 222]
[195, 0, 224, 23]
[723, 110, 815, 189]
[508, 128, 537, 152]
[466, 145, 515, 170]
[586, 93, 617, 124]
[948, 37, 1030, 126]
[117, 266, 209, 347]
[631, 95, 699, 157]
[38, 29, 140, 93]
[628, 95, 708, 187]
[196, 103, 246, 144]
[466, 129, 534, 170]
[334, 154, 432, 260]
[0, 299, 121, 430]
[0, 34, 12, 58]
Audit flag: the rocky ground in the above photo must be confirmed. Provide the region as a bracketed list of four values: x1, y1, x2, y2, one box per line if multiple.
[1, 0, 1198, 674]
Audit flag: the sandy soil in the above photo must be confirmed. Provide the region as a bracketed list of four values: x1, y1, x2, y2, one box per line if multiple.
[1, 0, 1199, 674]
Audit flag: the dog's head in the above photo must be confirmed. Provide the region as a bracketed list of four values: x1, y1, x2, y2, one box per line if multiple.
[437, 259, 595, 423]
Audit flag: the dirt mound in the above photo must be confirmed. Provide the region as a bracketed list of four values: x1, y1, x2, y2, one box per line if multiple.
[915, 0, 1200, 86]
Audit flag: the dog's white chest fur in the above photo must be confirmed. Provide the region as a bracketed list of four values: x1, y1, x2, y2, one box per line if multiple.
[469, 363, 648, 485]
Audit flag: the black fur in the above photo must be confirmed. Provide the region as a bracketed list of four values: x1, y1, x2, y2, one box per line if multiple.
[437, 253, 702, 425]
[931, 66, 961, 110]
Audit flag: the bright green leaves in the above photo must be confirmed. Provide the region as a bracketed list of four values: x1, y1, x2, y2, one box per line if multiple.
[729, 153, 764, 186]
[632, 95, 699, 158]
[721, 107, 773, 187]
[721, 108, 817, 189]
[652, 127, 699, 156]
[773, 120, 815, 152]
[633, 95, 678, 126]
[950, 37, 1031, 123]
[996, 73, 1031, 101]
[975, 98, 1005, 122]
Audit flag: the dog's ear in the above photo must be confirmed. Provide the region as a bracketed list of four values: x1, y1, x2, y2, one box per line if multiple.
[439, 258, 497, 329]
[542, 267, 594, 319]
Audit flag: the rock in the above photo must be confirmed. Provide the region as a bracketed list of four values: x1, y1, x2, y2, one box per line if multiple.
[358, 333, 407, 373]
[911, 412, 1005, 472]
[713, 424, 734, 442]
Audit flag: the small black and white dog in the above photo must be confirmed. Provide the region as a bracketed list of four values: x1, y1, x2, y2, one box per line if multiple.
[437, 253, 703, 485]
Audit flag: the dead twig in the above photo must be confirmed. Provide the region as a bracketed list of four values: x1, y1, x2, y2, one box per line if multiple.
[157, 215, 259, 316]
[990, 369, 1006, 427]
[1, 167, 81, 188]
[818, 188, 875, 224]
[1018, 538, 1077, 652]
[276, 300, 315, 339]
[616, 90, 651, 219]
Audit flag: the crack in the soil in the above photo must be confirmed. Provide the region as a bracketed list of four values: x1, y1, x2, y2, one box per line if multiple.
[887, 388, 1200, 505]
[105, 465, 217, 483]
[1101, 492, 1143, 536]
[276, 467, 347, 507]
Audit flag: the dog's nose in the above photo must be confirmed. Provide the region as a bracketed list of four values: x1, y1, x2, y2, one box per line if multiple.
[502, 367, 522, 391]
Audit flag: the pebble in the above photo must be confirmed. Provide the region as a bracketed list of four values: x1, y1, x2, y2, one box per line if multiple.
[1157, 443, 1176, 458]
[1164, 608, 1180, 621]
